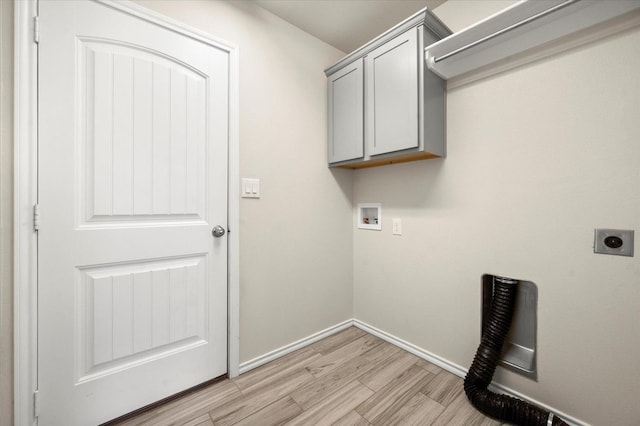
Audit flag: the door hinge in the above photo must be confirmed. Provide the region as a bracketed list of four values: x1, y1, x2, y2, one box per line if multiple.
[33, 16, 40, 44]
[33, 204, 40, 232]
[33, 390, 40, 418]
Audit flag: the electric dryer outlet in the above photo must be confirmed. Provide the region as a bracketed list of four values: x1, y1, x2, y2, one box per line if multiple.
[594, 229, 634, 257]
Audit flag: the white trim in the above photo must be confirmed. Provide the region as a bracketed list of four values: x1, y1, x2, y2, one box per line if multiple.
[14, 0, 240, 422]
[238, 320, 354, 374]
[236, 317, 585, 424]
[226, 31, 240, 379]
[426, 0, 640, 81]
[352, 320, 468, 377]
[98, 0, 235, 51]
[447, 7, 640, 89]
[14, 0, 38, 424]
[352, 319, 587, 426]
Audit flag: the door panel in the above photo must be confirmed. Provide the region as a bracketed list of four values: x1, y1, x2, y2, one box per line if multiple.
[38, 1, 230, 424]
[76, 254, 207, 382]
[366, 28, 419, 156]
[80, 40, 208, 222]
[328, 58, 364, 163]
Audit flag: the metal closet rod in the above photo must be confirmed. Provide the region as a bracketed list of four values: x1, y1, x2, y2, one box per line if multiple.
[433, 0, 579, 63]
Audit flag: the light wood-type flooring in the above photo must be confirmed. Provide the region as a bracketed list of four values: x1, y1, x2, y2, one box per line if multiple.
[114, 327, 505, 426]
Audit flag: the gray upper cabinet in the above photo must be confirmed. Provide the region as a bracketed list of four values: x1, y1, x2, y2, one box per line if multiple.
[328, 58, 364, 163]
[366, 28, 418, 157]
[325, 9, 451, 169]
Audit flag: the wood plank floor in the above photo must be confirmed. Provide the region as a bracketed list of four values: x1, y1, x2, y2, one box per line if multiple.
[114, 327, 504, 426]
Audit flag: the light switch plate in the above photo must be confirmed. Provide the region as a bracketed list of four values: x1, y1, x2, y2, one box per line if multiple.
[392, 218, 402, 235]
[594, 229, 634, 257]
[241, 178, 260, 198]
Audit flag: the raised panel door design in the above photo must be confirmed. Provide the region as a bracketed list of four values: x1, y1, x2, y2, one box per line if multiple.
[77, 255, 207, 382]
[79, 40, 207, 226]
[366, 29, 419, 156]
[328, 58, 364, 163]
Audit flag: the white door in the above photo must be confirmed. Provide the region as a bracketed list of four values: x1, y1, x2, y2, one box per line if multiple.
[37, 1, 230, 424]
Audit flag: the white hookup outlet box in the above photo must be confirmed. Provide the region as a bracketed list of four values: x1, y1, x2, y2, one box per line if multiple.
[358, 203, 381, 230]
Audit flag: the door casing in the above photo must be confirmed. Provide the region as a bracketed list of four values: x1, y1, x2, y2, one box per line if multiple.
[13, 1, 240, 423]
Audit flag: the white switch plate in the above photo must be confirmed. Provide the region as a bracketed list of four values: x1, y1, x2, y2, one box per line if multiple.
[392, 218, 402, 235]
[242, 178, 260, 198]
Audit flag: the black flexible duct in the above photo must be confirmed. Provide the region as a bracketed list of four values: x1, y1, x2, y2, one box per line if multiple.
[464, 277, 569, 426]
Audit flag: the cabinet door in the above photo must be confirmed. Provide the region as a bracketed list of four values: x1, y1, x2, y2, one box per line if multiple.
[328, 58, 364, 163]
[366, 28, 419, 156]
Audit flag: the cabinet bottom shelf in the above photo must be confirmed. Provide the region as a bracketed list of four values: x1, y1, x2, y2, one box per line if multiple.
[334, 151, 441, 169]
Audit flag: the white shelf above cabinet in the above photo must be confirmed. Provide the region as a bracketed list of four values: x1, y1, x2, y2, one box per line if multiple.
[425, 0, 640, 80]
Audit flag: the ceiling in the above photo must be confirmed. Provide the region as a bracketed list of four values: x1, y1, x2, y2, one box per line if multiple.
[252, 0, 448, 53]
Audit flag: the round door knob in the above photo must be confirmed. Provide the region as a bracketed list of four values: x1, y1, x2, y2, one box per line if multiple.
[212, 225, 226, 237]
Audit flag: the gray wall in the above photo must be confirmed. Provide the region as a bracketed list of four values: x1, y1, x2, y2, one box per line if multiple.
[354, 3, 640, 424]
[2, 1, 639, 425]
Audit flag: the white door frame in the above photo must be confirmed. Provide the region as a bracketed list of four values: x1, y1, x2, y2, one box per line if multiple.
[14, 1, 240, 423]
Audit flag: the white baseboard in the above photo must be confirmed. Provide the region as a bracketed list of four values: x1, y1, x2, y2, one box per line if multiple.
[353, 319, 587, 426]
[238, 318, 587, 426]
[352, 319, 469, 377]
[238, 319, 354, 374]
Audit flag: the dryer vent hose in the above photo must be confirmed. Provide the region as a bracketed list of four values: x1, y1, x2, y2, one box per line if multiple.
[464, 278, 569, 426]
